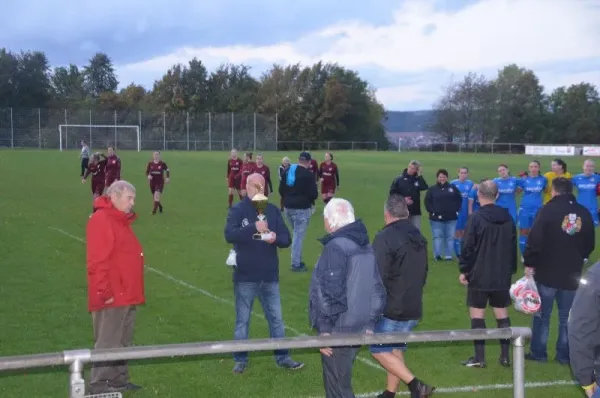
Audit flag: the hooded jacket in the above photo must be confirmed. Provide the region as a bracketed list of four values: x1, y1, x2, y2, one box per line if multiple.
[86, 196, 145, 312]
[278, 164, 318, 209]
[389, 169, 428, 216]
[424, 181, 463, 221]
[309, 220, 386, 334]
[459, 203, 517, 291]
[372, 219, 428, 321]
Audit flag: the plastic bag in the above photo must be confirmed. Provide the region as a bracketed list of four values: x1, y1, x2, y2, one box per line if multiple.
[510, 276, 541, 315]
[226, 249, 237, 267]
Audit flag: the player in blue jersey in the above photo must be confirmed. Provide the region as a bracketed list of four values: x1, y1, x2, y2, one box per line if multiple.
[572, 159, 600, 227]
[516, 160, 547, 256]
[468, 179, 485, 215]
[493, 164, 518, 223]
[451, 167, 474, 257]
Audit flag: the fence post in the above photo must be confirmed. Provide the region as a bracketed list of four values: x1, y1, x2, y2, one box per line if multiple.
[275, 112, 278, 151]
[186, 111, 190, 151]
[113, 110, 117, 150]
[253, 112, 257, 151]
[38, 108, 41, 149]
[351, 141, 355, 151]
[89, 109, 92, 148]
[208, 112, 212, 151]
[163, 111, 166, 151]
[9, 107, 14, 149]
[231, 112, 234, 150]
[138, 110, 142, 150]
[64, 109, 68, 150]
[512, 335, 525, 398]
[69, 359, 85, 398]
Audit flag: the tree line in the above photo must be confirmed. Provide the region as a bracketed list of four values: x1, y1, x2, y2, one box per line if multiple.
[431, 65, 600, 145]
[0, 49, 388, 148]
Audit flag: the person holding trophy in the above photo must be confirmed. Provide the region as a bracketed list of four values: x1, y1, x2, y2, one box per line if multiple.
[224, 173, 305, 374]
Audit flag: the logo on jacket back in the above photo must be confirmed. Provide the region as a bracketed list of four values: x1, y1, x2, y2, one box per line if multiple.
[241, 218, 249, 227]
[562, 214, 582, 235]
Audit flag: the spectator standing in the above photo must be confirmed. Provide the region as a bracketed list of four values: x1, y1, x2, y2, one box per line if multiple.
[524, 177, 595, 364]
[370, 194, 434, 397]
[224, 173, 304, 373]
[458, 180, 517, 368]
[424, 169, 463, 260]
[279, 151, 319, 272]
[86, 181, 144, 394]
[389, 160, 428, 229]
[80, 140, 91, 177]
[309, 198, 385, 398]
[568, 262, 600, 398]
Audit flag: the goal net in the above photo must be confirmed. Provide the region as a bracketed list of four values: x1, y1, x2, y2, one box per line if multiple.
[58, 124, 140, 152]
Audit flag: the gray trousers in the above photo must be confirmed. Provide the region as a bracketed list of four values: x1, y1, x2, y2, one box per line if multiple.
[90, 306, 136, 391]
[321, 347, 359, 398]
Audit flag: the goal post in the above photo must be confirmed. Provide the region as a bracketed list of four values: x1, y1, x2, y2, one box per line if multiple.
[58, 124, 141, 152]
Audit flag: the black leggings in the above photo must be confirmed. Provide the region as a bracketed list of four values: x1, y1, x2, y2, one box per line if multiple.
[81, 158, 89, 176]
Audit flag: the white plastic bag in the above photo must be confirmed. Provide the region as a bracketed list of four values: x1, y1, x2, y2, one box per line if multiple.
[226, 249, 237, 267]
[510, 276, 541, 315]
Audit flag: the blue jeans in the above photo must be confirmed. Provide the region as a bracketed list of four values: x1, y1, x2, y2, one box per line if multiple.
[430, 220, 457, 257]
[233, 281, 289, 364]
[284, 208, 312, 269]
[529, 282, 575, 362]
[369, 318, 419, 353]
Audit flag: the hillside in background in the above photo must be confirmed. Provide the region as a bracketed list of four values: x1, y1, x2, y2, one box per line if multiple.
[382, 110, 434, 133]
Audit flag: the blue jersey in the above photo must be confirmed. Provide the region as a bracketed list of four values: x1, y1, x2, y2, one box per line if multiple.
[573, 173, 600, 211]
[516, 175, 547, 211]
[468, 187, 480, 212]
[494, 176, 518, 220]
[451, 179, 474, 217]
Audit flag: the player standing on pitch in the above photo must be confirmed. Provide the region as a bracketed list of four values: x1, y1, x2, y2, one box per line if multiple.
[82, 153, 108, 212]
[239, 152, 256, 198]
[254, 154, 273, 196]
[146, 151, 170, 215]
[227, 149, 243, 208]
[104, 146, 121, 191]
[451, 167, 474, 258]
[318, 152, 339, 204]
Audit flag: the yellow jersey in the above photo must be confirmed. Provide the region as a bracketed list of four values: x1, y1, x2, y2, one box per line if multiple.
[543, 171, 572, 204]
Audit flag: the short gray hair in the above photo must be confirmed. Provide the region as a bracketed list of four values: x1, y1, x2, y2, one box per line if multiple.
[106, 180, 136, 196]
[323, 198, 355, 230]
[384, 194, 409, 219]
[409, 160, 421, 167]
[478, 180, 497, 201]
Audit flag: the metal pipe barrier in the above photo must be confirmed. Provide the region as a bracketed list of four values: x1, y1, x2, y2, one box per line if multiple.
[0, 327, 531, 398]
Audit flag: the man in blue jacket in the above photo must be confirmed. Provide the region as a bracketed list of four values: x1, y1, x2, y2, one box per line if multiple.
[225, 173, 304, 374]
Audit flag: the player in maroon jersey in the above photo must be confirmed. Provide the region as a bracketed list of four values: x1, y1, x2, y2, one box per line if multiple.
[239, 152, 256, 198]
[254, 154, 273, 196]
[308, 153, 319, 182]
[227, 149, 243, 208]
[319, 152, 340, 204]
[81, 153, 108, 211]
[104, 146, 121, 190]
[146, 151, 170, 215]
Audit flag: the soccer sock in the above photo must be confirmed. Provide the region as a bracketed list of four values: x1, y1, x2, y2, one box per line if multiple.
[407, 377, 421, 393]
[228, 194, 234, 206]
[518, 235, 527, 256]
[381, 390, 396, 397]
[471, 318, 486, 362]
[152, 201, 159, 212]
[497, 317, 511, 359]
[454, 238, 462, 257]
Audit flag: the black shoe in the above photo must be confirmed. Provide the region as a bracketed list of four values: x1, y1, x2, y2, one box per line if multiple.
[434, 255, 443, 261]
[412, 381, 436, 397]
[499, 357, 511, 367]
[291, 266, 308, 273]
[461, 357, 486, 368]
[525, 353, 547, 363]
[159, 204, 163, 213]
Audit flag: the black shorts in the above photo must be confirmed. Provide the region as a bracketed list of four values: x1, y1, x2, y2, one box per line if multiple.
[467, 289, 511, 309]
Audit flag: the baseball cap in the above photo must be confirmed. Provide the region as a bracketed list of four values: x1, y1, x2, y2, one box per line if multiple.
[299, 151, 311, 161]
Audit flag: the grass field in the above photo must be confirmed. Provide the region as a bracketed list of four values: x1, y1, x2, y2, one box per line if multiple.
[0, 150, 589, 398]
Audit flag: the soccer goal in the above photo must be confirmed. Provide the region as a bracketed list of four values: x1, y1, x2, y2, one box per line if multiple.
[58, 124, 141, 152]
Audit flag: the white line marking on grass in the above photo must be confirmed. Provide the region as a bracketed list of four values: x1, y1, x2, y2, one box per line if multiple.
[308, 380, 577, 397]
[48, 226, 383, 371]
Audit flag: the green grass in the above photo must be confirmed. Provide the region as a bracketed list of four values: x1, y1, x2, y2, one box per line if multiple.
[0, 150, 588, 398]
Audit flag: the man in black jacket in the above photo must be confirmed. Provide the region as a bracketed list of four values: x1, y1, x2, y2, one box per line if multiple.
[370, 194, 434, 397]
[389, 160, 428, 229]
[459, 179, 517, 368]
[279, 151, 319, 272]
[524, 177, 595, 364]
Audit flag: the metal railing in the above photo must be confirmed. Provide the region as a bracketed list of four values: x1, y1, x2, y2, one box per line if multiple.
[0, 327, 531, 398]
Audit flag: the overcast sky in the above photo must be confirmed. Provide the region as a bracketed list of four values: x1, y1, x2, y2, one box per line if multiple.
[2, 0, 599, 110]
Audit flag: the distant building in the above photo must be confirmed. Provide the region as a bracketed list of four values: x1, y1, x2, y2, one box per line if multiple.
[383, 111, 436, 149]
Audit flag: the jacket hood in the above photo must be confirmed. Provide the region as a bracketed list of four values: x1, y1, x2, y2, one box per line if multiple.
[93, 196, 137, 224]
[387, 219, 426, 250]
[549, 193, 577, 204]
[478, 203, 512, 224]
[319, 219, 370, 247]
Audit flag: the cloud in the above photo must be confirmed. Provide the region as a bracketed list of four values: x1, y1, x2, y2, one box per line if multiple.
[112, 0, 600, 109]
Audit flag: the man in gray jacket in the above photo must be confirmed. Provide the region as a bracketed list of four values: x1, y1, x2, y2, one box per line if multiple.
[309, 198, 386, 398]
[568, 261, 600, 397]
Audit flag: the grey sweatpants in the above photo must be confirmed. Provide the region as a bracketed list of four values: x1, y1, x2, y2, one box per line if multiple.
[89, 306, 136, 391]
[321, 347, 359, 398]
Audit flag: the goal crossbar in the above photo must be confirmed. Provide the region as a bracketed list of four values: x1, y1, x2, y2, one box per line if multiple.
[58, 124, 140, 152]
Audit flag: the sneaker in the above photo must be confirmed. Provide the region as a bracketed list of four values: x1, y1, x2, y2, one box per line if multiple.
[412, 380, 436, 397]
[443, 256, 453, 261]
[291, 266, 308, 272]
[434, 255, 443, 261]
[525, 353, 547, 363]
[461, 357, 486, 368]
[233, 362, 247, 374]
[554, 357, 570, 365]
[277, 358, 304, 370]
[499, 357, 511, 367]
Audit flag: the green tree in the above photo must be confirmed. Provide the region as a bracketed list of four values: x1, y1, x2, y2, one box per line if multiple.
[548, 83, 600, 144]
[51, 64, 85, 107]
[0, 49, 19, 107]
[83, 52, 118, 98]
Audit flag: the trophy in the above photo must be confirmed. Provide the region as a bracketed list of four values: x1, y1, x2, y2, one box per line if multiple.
[251, 189, 274, 241]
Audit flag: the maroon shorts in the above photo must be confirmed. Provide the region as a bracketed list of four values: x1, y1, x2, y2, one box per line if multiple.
[150, 180, 164, 194]
[105, 176, 118, 188]
[321, 182, 336, 195]
[91, 180, 105, 195]
[228, 174, 241, 189]
[240, 177, 249, 190]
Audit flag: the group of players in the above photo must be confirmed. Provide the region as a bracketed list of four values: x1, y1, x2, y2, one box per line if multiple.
[450, 158, 600, 260]
[225, 149, 340, 209]
[81, 145, 171, 215]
